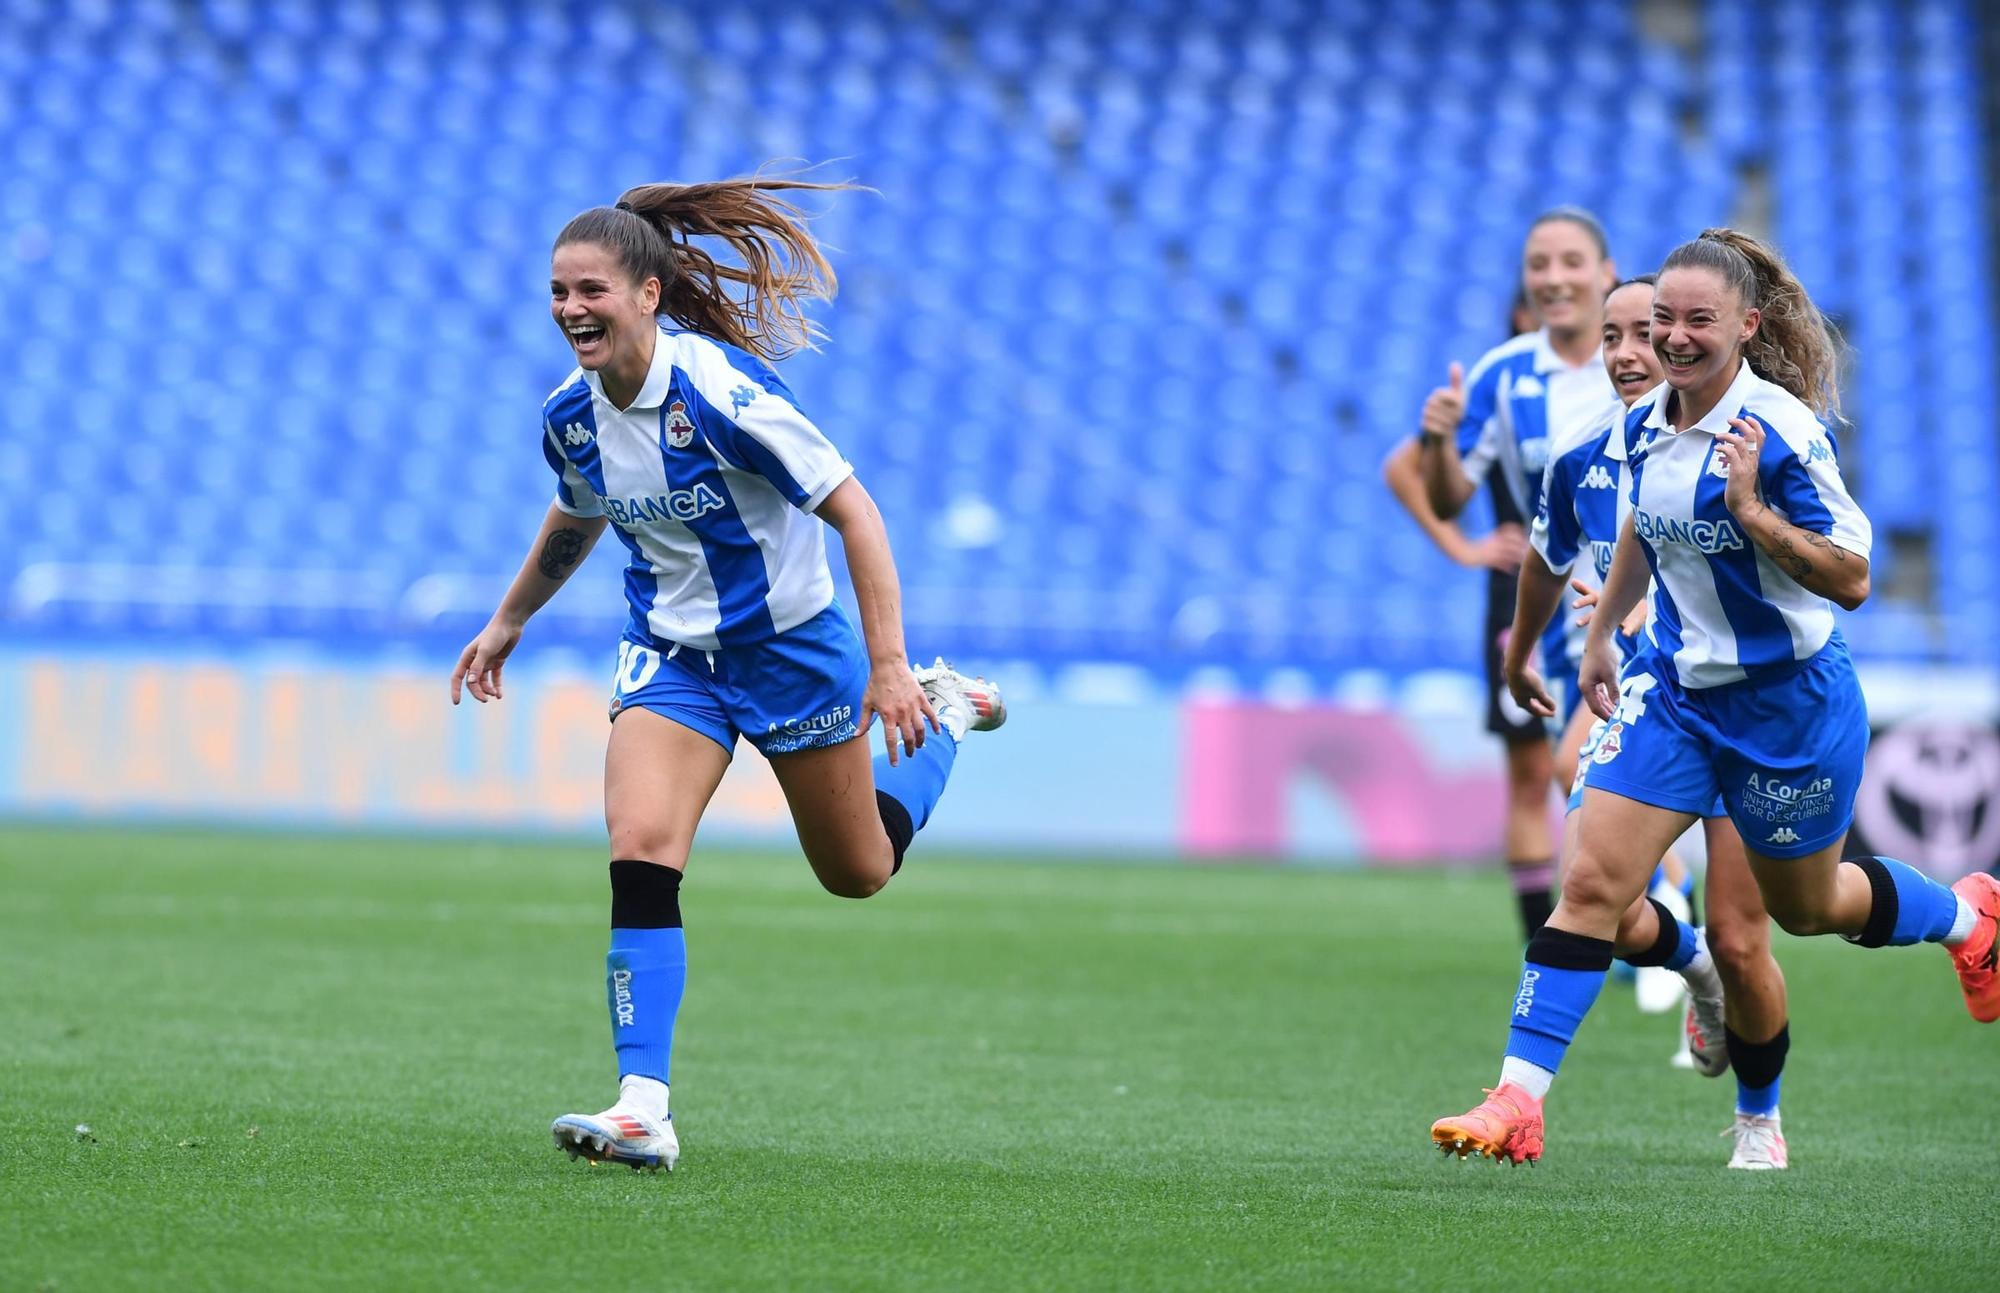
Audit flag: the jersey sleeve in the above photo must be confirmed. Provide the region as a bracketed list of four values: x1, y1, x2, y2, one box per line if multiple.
[684, 344, 854, 511]
[1758, 416, 1872, 559]
[1529, 447, 1585, 574]
[542, 423, 604, 518]
[1455, 362, 1508, 487]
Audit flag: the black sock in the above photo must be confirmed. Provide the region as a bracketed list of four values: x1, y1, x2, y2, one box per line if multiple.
[1510, 859, 1556, 937]
[1619, 898, 1685, 967]
[609, 859, 683, 928]
[877, 791, 914, 875]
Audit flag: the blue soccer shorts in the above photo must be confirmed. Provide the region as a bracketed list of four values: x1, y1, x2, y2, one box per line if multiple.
[1579, 637, 1867, 857]
[607, 601, 869, 756]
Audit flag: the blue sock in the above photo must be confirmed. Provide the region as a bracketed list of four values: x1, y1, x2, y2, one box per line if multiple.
[1727, 1023, 1788, 1116]
[1850, 856, 1962, 947]
[1504, 927, 1615, 1075]
[1618, 898, 1699, 971]
[1662, 917, 1699, 972]
[607, 861, 686, 1084]
[872, 731, 958, 871]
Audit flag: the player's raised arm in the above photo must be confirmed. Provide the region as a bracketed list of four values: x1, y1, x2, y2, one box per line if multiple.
[1716, 415, 1871, 610]
[1417, 361, 1479, 518]
[451, 501, 607, 705]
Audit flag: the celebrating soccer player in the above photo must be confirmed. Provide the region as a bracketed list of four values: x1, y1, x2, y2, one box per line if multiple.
[1409, 209, 1625, 940]
[1430, 228, 2000, 1167]
[1502, 273, 1797, 1168]
[451, 177, 1005, 1172]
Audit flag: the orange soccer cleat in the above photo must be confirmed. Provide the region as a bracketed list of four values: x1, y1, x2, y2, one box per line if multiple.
[1430, 1083, 1545, 1166]
[1949, 872, 2000, 1023]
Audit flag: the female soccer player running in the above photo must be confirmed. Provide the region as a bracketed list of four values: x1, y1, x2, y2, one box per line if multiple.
[450, 178, 1005, 1172]
[1430, 228, 2000, 1167]
[1506, 275, 1798, 1168]
[1417, 209, 1625, 938]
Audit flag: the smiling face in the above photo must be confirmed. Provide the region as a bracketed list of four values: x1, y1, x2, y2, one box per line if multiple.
[1651, 266, 1759, 400]
[549, 241, 661, 375]
[1522, 219, 1615, 337]
[1601, 281, 1664, 408]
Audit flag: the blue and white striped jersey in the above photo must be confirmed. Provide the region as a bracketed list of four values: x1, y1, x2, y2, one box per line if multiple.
[541, 325, 854, 651]
[1456, 328, 1624, 527]
[1529, 412, 1630, 662]
[1623, 361, 1872, 689]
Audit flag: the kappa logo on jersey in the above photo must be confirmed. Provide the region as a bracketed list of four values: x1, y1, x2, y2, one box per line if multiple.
[664, 400, 696, 449]
[1513, 374, 1545, 398]
[1593, 722, 1625, 764]
[604, 484, 727, 526]
[562, 421, 593, 447]
[1580, 464, 1616, 490]
[729, 384, 759, 415]
[1767, 827, 1800, 846]
[1803, 438, 1833, 464]
[1635, 509, 1746, 554]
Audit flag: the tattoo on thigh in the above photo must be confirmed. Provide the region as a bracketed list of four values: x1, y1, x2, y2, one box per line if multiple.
[538, 527, 586, 579]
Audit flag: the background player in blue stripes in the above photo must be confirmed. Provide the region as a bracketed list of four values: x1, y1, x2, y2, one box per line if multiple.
[1432, 228, 2000, 1168]
[1528, 272, 1701, 1032]
[450, 177, 1005, 1172]
[1415, 209, 1624, 938]
[1505, 274, 1798, 1168]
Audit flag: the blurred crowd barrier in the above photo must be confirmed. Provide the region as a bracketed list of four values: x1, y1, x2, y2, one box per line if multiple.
[7, 651, 1993, 876]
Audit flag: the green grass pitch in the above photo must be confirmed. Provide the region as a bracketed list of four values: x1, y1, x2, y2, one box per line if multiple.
[2, 824, 1994, 1290]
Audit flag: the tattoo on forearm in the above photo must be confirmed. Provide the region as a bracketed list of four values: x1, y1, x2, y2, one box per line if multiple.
[537, 528, 586, 579]
[1756, 505, 1847, 585]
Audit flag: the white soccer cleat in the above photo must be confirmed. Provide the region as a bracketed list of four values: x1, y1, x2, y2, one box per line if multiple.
[913, 658, 1005, 742]
[1723, 1113, 1788, 1170]
[1683, 990, 1730, 1078]
[551, 1082, 678, 1172]
[1635, 964, 1687, 1015]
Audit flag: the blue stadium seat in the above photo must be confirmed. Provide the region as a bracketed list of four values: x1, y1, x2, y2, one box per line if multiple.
[0, 0, 1986, 676]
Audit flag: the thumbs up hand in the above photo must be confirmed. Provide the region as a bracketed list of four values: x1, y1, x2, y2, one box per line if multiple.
[1420, 361, 1466, 442]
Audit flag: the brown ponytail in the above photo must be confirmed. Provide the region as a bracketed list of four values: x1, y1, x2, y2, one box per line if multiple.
[1660, 227, 1845, 419]
[553, 174, 860, 361]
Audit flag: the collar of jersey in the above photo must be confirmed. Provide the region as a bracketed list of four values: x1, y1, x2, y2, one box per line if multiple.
[582, 327, 677, 411]
[1530, 328, 1604, 375]
[1641, 359, 1759, 438]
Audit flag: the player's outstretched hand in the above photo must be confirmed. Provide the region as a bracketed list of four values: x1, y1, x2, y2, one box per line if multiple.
[1715, 416, 1766, 516]
[1418, 362, 1466, 442]
[862, 661, 939, 766]
[1578, 635, 1622, 722]
[1504, 659, 1558, 720]
[452, 619, 523, 705]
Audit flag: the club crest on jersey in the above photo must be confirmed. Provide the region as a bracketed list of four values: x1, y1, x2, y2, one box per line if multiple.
[664, 400, 696, 450]
[1593, 722, 1624, 764]
[1706, 451, 1731, 479]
